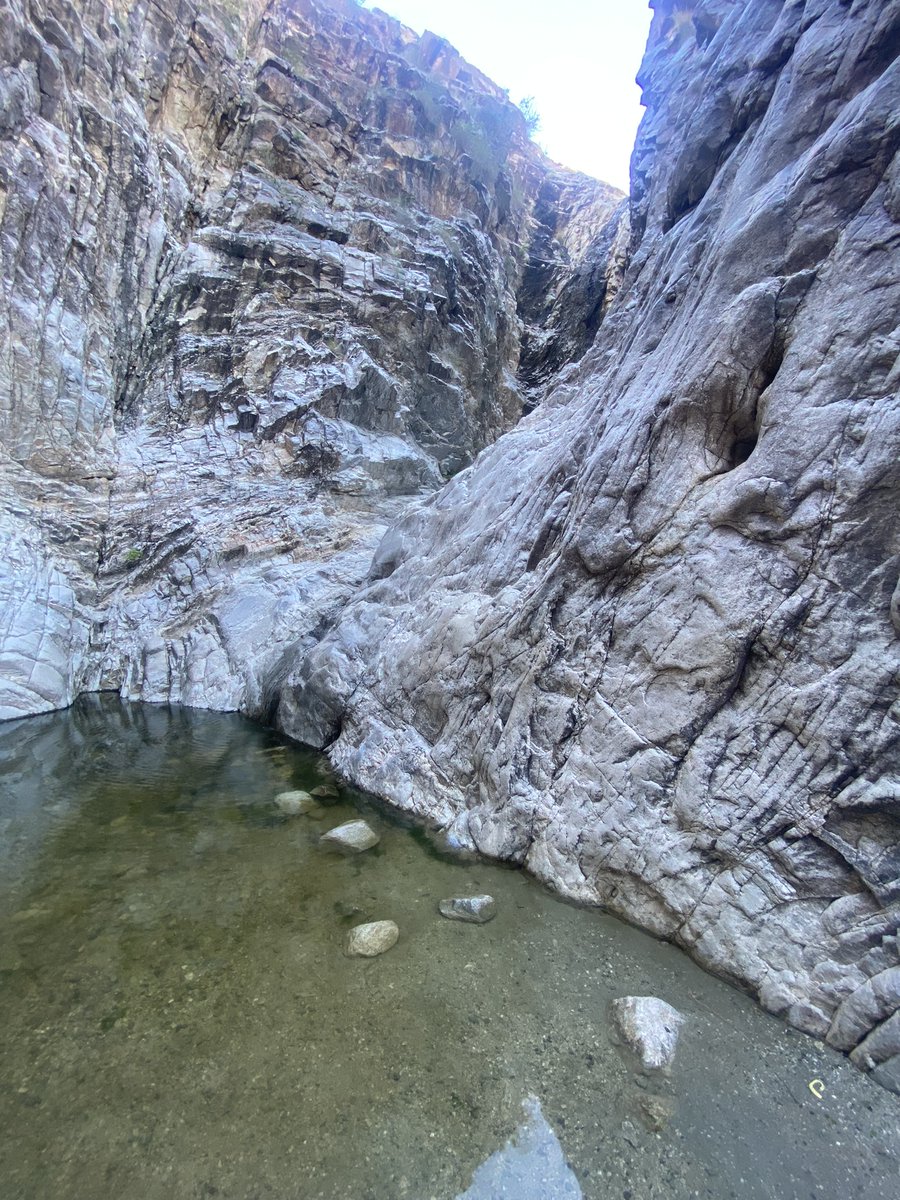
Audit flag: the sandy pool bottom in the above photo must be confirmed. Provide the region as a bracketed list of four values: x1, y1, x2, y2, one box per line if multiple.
[0, 697, 897, 1200]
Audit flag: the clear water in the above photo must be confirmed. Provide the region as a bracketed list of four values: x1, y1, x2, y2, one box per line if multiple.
[0, 697, 896, 1200]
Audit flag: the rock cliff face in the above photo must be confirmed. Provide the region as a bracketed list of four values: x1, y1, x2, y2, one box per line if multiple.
[2, 0, 898, 1087]
[0, 0, 622, 720]
[282, 0, 900, 1091]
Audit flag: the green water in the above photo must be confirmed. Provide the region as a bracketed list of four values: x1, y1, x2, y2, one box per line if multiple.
[0, 697, 896, 1200]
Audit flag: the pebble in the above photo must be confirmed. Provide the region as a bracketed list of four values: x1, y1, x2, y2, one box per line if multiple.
[639, 1093, 674, 1130]
[347, 920, 399, 957]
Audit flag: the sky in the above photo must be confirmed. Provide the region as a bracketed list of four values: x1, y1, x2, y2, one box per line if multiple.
[363, 0, 654, 192]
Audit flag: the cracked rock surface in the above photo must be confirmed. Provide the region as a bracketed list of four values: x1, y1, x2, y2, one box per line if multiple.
[281, 0, 900, 1087]
[0, 0, 621, 721]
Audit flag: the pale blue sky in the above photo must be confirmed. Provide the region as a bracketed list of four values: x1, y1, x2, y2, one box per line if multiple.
[365, 0, 653, 191]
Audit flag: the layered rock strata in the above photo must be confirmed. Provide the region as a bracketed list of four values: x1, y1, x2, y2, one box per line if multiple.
[282, 0, 900, 1089]
[0, 0, 621, 720]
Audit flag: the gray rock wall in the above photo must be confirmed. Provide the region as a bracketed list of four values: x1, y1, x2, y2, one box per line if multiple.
[3, 0, 897, 1087]
[281, 0, 900, 1089]
[0, 0, 621, 720]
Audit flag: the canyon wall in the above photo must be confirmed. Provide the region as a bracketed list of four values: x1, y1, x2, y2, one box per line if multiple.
[0, 0, 621, 720]
[281, 0, 900, 1091]
[2, 0, 898, 1088]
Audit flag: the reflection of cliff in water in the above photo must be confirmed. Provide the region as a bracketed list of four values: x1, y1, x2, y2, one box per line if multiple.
[0, 696, 280, 891]
[458, 1095, 582, 1200]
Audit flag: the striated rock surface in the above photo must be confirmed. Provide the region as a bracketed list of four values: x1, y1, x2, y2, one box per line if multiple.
[0, 0, 621, 720]
[282, 0, 900, 1086]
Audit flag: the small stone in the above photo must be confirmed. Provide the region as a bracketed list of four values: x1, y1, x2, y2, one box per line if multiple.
[320, 819, 380, 852]
[612, 996, 684, 1071]
[310, 783, 339, 799]
[347, 920, 399, 957]
[438, 894, 496, 924]
[274, 790, 316, 815]
[639, 1094, 674, 1131]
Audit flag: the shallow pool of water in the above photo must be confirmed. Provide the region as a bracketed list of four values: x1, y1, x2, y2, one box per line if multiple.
[0, 697, 896, 1199]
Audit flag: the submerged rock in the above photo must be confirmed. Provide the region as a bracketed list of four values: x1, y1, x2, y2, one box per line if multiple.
[347, 920, 399, 957]
[321, 819, 380, 853]
[439, 895, 497, 924]
[639, 1094, 675, 1132]
[310, 784, 339, 800]
[274, 790, 316, 816]
[613, 996, 684, 1071]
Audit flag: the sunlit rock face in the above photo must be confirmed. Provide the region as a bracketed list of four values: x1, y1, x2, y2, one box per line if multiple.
[282, 0, 900, 1088]
[0, 0, 621, 720]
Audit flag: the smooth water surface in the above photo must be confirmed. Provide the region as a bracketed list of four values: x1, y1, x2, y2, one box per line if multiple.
[0, 698, 897, 1199]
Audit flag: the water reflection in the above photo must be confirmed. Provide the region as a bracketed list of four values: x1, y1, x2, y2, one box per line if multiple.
[458, 1095, 582, 1199]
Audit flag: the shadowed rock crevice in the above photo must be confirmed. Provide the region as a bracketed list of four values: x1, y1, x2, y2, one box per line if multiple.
[516, 176, 629, 404]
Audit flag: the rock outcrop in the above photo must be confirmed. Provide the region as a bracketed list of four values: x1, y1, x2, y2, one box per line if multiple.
[281, 0, 900, 1087]
[0, 0, 622, 720]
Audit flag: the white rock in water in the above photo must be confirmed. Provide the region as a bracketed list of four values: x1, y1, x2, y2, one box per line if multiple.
[613, 996, 684, 1070]
[274, 790, 316, 815]
[320, 819, 380, 852]
[439, 894, 496, 924]
[347, 920, 399, 957]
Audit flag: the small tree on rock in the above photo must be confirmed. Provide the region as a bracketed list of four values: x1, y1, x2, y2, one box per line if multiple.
[518, 96, 541, 137]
